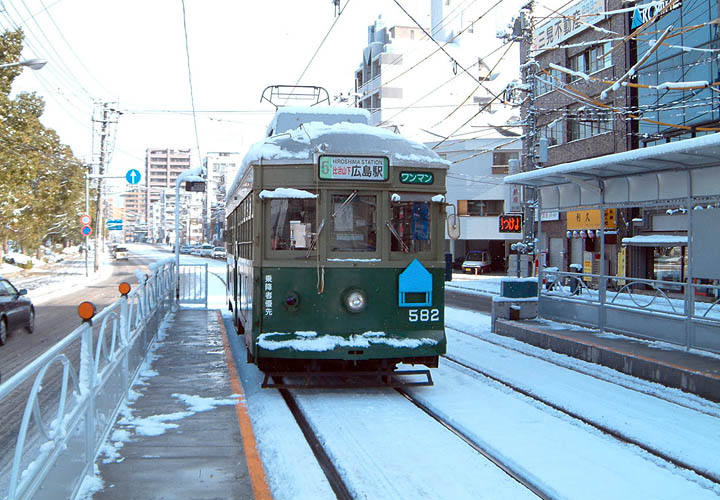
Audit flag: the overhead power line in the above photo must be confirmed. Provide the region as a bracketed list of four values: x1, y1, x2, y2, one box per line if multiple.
[180, 0, 202, 166]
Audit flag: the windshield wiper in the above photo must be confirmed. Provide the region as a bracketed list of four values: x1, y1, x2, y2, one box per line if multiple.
[305, 219, 325, 258]
[332, 191, 358, 218]
[385, 221, 409, 253]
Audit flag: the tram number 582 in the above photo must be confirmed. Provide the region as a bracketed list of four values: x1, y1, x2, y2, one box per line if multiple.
[408, 308, 440, 322]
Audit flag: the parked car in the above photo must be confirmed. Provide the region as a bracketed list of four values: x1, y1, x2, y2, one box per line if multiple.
[179, 245, 192, 254]
[461, 250, 491, 274]
[0, 278, 34, 345]
[113, 246, 129, 260]
[212, 247, 226, 259]
[198, 244, 214, 258]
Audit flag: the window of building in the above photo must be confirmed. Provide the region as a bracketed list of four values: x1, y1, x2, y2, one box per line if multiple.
[492, 151, 519, 174]
[568, 109, 613, 142]
[458, 200, 504, 216]
[535, 67, 563, 96]
[569, 41, 612, 78]
[542, 119, 564, 146]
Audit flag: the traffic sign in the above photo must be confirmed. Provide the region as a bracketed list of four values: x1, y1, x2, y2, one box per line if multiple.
[80, 214, 92, 225]
[81, 224, 92, 236]
[126, 169, 141, 185]
[106, 219, 123, 225]
[107, 224, 123, 231]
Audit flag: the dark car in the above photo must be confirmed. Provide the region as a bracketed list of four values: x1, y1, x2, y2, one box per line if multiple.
[0, 278, 34, 345]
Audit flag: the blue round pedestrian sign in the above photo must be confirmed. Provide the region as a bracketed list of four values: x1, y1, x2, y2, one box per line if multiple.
[81, 224, 92, 236]
[126, 169, 141, 185]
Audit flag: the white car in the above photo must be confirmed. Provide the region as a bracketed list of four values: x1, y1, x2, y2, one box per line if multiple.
[212, 247, 226, 259]
[113, 246, 129, 260]
[198, 244, 214, 257]
[461, 250, 491, 274]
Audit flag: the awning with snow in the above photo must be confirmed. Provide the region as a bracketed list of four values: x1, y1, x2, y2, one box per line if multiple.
[621, 235, 688, 247]
[504, 133, 720, 210]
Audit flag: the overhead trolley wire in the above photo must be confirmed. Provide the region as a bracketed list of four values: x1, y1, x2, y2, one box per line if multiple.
[287, 0, 351, 102]
[180, 0, 202, 165]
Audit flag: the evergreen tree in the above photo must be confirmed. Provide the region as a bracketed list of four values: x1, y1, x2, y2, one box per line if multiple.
[0, 29, 86, 264]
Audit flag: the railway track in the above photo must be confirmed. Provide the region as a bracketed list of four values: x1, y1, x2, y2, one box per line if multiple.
[439, 344, 720, 486]
[447, 325, 720, 419]
[396, 387, 552, 499]
[274, 374, 550, 500]
[274, 379, 354, 500]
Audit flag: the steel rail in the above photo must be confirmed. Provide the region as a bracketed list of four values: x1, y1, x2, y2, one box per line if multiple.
[396, 388, 553, 500]
[448, 325, 720, 419]
[275, 379, 355, 500]
[442, 353, 720, 486]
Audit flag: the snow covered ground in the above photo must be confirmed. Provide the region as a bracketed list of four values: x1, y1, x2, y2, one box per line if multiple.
[7, 247, 719, 499]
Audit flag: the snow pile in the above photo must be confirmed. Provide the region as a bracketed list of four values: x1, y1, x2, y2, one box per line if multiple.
[259, 188, 318, 199]
[257, 330, 439, 351]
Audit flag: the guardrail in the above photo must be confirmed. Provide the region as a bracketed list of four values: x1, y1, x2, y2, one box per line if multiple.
[539, 270, 720, 353]
[0, 260, 176, 500]
[177, 263, 208, 309]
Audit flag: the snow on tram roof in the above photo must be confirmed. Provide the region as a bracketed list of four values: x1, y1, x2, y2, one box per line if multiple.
[266, 106, 371, 136]
[227, 110, 449, 201]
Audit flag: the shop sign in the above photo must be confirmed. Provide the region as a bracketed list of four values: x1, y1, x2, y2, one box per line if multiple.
[540, 210, 560, 221]
[631, 0, 682, 29]
[567, 209, 616, 230]
[532, 0, 605, 54]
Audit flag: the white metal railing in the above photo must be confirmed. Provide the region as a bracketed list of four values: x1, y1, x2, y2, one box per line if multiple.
[539, 269, 720, 352]
[177, 263, 208, 308]
[0, 261, 176, 500]
[542, 271, 695, 317]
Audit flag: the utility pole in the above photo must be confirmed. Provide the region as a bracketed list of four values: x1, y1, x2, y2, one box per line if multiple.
[91, 102, 120, 272]
[518, 2, 538, 276]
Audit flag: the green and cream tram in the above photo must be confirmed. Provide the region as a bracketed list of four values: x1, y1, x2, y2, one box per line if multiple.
[225, 106, 449, 384]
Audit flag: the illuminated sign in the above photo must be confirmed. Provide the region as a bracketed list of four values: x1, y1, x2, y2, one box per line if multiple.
[319, 155, 389, 181]
[499, 214, 523, 233]
[400, 171, 434, 185]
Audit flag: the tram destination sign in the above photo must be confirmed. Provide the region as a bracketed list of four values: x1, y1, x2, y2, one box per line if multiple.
[318, 155, 389, 181]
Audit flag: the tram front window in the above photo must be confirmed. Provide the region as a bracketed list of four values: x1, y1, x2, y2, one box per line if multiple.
[390, 201, 431, 253]
[269, 198, 316, 250]
[330, 194, 377, 252]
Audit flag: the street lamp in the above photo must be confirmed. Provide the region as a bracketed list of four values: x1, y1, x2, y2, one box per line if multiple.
[0, 58, 47, 70]
[175, 166, 206, 299]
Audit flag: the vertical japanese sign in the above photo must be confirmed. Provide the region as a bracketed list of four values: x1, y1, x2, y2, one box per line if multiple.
[264, 274, 273, 317]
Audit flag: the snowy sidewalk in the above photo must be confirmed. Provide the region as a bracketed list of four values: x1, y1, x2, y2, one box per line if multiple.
[88, 309, 260, 500]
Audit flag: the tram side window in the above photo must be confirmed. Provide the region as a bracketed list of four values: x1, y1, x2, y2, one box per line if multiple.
[269, 198, 316, 250]
[390, 201, 431, 253]
[330, 194, 377, 252]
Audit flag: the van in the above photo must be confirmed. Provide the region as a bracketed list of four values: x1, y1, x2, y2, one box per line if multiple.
[462, 251, 490, 274]
[198, 243, 214, 257]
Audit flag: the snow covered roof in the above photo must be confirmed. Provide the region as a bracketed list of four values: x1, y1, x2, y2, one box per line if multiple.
[227, 112, 449, 201]
[622, 235, 688, 247]
[266, 106, 371, 136]
[505, 133, 720, 210]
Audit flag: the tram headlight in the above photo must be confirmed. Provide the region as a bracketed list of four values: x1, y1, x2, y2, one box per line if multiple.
[344, 290, 367, 313]
[284, 291, 300, 310]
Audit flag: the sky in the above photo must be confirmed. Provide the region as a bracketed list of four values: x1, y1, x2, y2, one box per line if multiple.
[4, 0, 540, 180]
